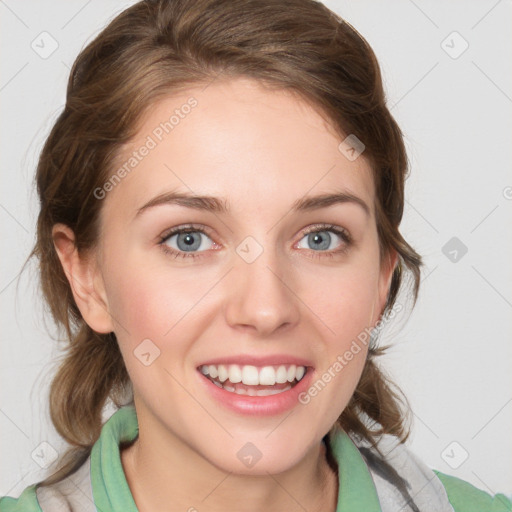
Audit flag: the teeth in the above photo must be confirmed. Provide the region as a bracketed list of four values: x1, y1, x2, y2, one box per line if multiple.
[259, 366, 276, 385]
[241, 365, 259, 385]
[218, 364, 229, 382]
[199, 363, 307, 386]
[286, 365, 297, 382]
[275, 365, 288, 384]
[228, 365, 242, 384]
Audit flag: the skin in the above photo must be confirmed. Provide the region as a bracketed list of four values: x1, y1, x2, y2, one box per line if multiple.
[53, 77, 396, 512]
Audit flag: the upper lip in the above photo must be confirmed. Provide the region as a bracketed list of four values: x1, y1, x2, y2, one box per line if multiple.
[197, 354, 314, 368]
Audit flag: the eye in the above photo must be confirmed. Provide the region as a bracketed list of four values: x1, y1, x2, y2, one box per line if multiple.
[296, 224, 351, 254]
[159, 226, 217, 258]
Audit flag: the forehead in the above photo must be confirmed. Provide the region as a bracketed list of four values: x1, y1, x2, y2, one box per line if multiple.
[103, 77, 374, 219]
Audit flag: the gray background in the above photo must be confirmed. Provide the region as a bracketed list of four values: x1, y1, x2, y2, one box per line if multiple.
[1, 0, 511, 499]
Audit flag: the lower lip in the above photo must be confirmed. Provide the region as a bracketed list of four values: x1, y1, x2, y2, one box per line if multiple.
[197, 368, 315, 416]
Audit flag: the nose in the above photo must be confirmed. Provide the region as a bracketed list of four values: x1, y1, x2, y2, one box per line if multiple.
[224, 245, 301, 337]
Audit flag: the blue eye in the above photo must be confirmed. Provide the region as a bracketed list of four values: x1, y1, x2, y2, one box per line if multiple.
[160, 227, 215, 258]
[296, 226, 351, 253]
[158, 223, 352, 260]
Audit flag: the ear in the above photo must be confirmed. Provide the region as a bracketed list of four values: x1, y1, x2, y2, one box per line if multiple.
[374, 248, 399, 323]
[52, 223, 114, 334]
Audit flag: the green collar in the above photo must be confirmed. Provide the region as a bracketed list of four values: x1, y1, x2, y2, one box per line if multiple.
[91, 406, 382, 512]
[328, 424, 382, 511]
[90, 407, 139, 511]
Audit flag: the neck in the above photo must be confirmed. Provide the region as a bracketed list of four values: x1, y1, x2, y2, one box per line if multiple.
[121, 414, 338, 512]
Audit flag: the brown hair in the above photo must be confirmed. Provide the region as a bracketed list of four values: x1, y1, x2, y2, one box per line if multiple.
[32, 0, 421, 486]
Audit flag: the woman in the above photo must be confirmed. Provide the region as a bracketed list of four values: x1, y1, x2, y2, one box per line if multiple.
[1, 0, 509, 510]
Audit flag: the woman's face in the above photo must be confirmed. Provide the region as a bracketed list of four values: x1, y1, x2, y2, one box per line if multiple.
[87, 77, 395, 474]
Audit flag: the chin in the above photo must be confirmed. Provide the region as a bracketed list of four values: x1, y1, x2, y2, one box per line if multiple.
[198, 432, 319, 477]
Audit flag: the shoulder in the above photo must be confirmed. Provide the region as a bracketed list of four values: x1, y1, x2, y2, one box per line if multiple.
[0, 457, 94, 512]
[0, 485, 41, 512]
[434, 470, 512, 512]
[0, 407, 135, 512]
[347, 428, 511, 512]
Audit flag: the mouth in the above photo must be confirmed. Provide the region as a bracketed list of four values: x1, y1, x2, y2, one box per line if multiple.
[197, 363, 308, 396]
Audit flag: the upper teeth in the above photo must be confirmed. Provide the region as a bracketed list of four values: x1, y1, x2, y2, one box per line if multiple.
[200, 364, 306, 386]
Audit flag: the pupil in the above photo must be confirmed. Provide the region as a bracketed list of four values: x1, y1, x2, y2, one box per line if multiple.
[309, 231, 330, 250]
[177, 232, 201, 251]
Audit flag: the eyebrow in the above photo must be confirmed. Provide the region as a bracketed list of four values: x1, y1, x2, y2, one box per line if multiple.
[136, 190, 370, 217]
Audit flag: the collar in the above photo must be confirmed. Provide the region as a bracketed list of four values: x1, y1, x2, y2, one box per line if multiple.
[90, 406, 382, 512]
[328, 424, 382, 511]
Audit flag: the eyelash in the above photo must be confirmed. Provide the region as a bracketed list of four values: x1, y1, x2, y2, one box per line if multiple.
[157, 223, 352, 260]
[158, 224, 217, 260]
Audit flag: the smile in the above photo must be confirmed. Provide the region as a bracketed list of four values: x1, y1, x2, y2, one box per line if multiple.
[198, 364, 307, 396]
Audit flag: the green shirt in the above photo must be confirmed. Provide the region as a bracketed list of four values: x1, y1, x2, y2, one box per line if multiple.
[1, 406, 510, 511]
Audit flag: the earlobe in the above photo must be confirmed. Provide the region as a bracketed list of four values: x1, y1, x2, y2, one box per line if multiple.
[52, 223, 114, 334]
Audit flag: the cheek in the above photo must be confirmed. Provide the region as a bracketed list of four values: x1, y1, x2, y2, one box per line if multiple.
[298, 260, 378, 414]
[302, 262, 380, 340]
[105, 271, 168, 342]
[100, 251, 222, 385]
[102, 251, 207, 341]
[102, 262, 195, 398]
[297, 267, 374, 429]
